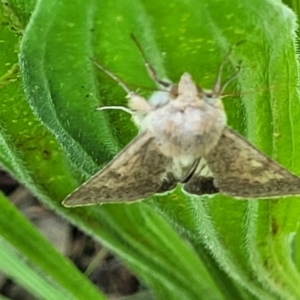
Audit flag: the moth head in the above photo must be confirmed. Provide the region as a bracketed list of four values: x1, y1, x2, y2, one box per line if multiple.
[169, 72, 223, 107]
[178, 72, 198, 95]
[169, 72, 201, 100]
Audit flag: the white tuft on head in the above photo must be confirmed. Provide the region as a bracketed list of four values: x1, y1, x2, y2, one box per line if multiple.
[178, 73, 198, 99]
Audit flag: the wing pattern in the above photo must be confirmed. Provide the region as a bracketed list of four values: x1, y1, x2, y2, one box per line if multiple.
[64, 131, 172, 206]
[203, 127, 300, 198]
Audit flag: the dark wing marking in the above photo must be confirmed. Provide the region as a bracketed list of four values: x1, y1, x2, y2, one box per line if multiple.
[204, 127, 300, 198]
[63, 131, 172, 206]
[157, 172, 177, 194]
[183, 158, 219, 195]
[184, 176, 219, 195]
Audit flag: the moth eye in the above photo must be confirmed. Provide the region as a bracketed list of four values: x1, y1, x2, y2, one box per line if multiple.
[203, 93, 217, 105]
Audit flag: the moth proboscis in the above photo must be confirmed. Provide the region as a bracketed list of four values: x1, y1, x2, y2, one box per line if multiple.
[63, 43, 300, 207]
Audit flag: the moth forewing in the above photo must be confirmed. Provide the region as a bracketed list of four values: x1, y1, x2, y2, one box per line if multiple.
[201, 127, 300, 198]
[63, 131, 172, 207]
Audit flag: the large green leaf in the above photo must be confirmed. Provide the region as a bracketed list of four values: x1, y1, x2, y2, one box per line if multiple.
[0, 193, 106, 300]
[1, 0, 300, 299]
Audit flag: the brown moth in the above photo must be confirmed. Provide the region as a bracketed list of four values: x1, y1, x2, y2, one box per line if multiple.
[63, 44, 300, 207]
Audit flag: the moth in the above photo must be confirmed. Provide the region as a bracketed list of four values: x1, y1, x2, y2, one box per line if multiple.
[63, 44, 300, 207]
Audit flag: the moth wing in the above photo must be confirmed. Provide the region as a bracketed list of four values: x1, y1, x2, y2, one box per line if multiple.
[203, 127, 300, 198]
[63, 131, 172, 206]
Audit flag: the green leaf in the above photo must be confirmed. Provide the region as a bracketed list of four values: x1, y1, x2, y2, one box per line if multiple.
[0, 192, 106, 300]
[0, 239, 73, 300]
[1, 0, 300, 299]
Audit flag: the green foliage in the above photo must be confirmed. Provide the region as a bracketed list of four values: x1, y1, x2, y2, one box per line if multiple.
[1, 0, 300, 299]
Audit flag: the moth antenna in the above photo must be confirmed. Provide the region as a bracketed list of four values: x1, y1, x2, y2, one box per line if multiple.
[213, 41, 244, 96]
[212, 48, 233, 95]
[130, 34, 171, 89]
[213, 48, 232, 95]
[96, 106, 134, 115]
[90, 58, 135, 96]
[220, 64, 241, 95]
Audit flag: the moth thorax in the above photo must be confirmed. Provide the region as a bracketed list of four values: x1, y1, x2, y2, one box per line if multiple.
[149, 103, 226, 158]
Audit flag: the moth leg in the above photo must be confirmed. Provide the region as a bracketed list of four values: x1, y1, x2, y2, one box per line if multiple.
[97, 106, 134, 115]
[131, 34, 171, 89]
[91, 58, 153, 114]
[128, 94, 153, 113]
[96, 97, 152, 127]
